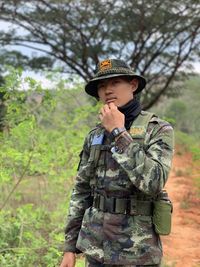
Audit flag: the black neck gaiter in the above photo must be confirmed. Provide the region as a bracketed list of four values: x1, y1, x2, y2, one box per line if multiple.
[118, 98, 142, 130]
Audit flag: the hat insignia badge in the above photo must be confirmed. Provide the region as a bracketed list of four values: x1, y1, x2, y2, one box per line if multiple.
[100, 59, 112, 70]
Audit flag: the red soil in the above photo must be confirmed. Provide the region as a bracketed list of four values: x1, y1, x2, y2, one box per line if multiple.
[162, 147, 200, 267]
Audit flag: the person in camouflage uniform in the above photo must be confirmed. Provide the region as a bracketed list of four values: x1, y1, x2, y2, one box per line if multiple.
[60, 59, 174, 267]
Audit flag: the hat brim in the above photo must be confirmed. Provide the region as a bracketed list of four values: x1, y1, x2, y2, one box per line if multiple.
[85, 73, 146, 97]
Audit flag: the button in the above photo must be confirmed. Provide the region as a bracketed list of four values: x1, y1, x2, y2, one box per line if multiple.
[115, 146, 123, 154]
[111, 146, 123, 154]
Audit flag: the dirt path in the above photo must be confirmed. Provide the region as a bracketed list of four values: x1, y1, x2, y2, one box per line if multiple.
[161, 147, 200, 267]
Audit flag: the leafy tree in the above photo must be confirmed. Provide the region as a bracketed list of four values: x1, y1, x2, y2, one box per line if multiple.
[0, 0, 200, 108]
[165, 100, 187, 131]
[154, 75, 200, 138]
[176, 76, 200, 137]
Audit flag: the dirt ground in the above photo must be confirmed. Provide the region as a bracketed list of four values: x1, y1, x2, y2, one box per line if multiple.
[161, 147, 200, 267]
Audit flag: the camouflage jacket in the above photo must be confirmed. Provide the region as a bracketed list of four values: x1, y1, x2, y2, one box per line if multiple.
[64, 111, 174, 265]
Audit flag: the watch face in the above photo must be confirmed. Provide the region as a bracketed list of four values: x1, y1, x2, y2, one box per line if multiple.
[113, 128, 119, 136]
[111, 127, 126, 138]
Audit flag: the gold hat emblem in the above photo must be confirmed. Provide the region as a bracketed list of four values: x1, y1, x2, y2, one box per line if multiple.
[100, 59, 112, 70]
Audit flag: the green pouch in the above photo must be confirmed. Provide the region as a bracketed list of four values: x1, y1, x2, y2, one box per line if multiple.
[153, 200, 173, 235]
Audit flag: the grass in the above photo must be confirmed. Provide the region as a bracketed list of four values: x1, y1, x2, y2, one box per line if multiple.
[175, 131, 200, 197]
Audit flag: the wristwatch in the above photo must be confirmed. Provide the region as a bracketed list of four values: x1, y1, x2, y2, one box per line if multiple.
[111, 127, 126, 138]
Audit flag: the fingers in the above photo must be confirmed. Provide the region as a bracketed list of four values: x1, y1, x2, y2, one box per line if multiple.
[101, 104, 109, 115]
[108, 102, 117, 109]
[100, 103, 117, 115]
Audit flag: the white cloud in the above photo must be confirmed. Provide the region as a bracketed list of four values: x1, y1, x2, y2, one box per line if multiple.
[193, 62, 200, 74]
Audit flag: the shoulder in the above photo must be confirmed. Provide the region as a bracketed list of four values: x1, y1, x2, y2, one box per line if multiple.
[140, 112, 174, 148]
[138, 110, 171, 131]
[146, 113, 174, 137]
[141, 110, 171, 126]
[150, 116, 173, 131]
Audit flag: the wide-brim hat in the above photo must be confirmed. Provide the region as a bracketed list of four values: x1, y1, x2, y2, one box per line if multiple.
[85, 59, 146, 97]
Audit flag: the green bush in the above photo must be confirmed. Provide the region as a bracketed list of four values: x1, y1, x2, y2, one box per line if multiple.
[0, 205, 65, 266]
[152, 76, 200, 139]
[175, 131, 200, 161]
[0, 69, 98, 266]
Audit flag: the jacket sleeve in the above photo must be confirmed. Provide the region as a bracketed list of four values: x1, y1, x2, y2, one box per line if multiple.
[111, 118, 174, 196]
[64, 134, 92, 253]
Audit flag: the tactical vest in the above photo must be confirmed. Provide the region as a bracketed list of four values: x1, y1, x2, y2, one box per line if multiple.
[89, 110, 154, 186]
[87, 111, 173, 232]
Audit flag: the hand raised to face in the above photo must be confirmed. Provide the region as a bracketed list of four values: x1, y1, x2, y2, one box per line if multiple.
[99, 102, 125, 132]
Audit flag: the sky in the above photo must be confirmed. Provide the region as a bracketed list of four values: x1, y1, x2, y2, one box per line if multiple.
[0, 20, 200, 87]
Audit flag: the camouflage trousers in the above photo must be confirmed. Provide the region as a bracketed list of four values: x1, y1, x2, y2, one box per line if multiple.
[85, 256, 161, 267]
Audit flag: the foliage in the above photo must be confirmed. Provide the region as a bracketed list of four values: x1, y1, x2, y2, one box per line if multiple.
[0, 68, 199, 266]
[0, 0, 200, 108]
[0, 205, 62, 267]
[0, 49, 53, 72]
[152, 75, 200, 139]
[175, 130, 200, 202]
[175, 131, 200, 162]
[0, 69, 98, 266]
[164, 100, 187, 131]
[76, 257, 85, 267]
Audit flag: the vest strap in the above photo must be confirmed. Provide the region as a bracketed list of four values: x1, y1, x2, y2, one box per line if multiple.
[129, 111, 155, 145]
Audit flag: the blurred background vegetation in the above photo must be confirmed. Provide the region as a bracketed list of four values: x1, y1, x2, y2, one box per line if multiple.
[0, 0, 200, 266]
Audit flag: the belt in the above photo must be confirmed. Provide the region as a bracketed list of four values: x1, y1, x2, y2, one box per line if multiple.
[93, 193, 153, 215]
